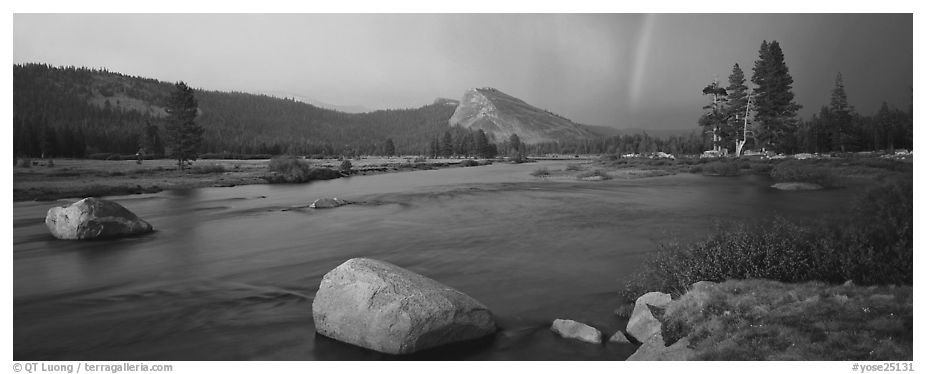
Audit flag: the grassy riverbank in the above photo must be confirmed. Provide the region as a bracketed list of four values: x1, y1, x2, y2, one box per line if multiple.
[529, 154, 911, 186]
[658, 279, 912, 360]
[617, 157, 912, 360]
[12, 157, 488, 202]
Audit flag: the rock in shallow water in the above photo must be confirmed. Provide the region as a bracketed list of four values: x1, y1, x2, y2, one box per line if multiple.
[771, 182, 824, 191]
[550, 319, 602, 344]
[310, 197, 348, 209]
[45, 197, 153, 240]
[312, 258, 496, 355]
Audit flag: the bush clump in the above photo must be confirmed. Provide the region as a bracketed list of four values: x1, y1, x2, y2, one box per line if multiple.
[460, 159, 479, 167]
[771, 160, 838, 187]
[531, 167, 550, 177]
[339, 160, 353, 173]
[266, 156, 342, 183]
[700, 160, 742, 176]
[622, 176, 912, 300]
[565, 163, 583, 171]
[577, 169, 612, 180]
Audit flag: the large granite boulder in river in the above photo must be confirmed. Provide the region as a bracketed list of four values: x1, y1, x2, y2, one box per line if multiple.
[45, 197, 153, 240]
[312, 258, 497, 354]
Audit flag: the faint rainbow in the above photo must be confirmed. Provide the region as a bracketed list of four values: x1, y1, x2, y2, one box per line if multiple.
[629, 14, 656, 109]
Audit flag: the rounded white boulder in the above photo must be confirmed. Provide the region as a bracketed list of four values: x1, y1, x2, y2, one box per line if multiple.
[45, 197, 153, 240]
[312, 258, 496, 355]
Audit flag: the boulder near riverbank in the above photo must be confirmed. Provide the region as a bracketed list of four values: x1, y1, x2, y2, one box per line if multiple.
[312, 258, 497, 355]
[45, 197, 153, 240]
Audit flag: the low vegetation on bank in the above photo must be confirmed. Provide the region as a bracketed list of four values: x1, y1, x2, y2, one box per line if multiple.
[661, 279, 912, 360]
[622, 174, 912, 299]
[263, 156, 344, 184]
[618, 164, 912, 360]
[12, 157, 495, 201]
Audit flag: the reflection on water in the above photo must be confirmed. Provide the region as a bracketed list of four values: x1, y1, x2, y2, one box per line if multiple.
[13, 162, 861, 360]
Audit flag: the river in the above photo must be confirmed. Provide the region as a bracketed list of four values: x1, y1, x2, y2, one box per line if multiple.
[13, 161, 863, 360]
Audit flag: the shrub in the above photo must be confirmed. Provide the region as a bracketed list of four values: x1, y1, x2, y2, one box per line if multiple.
[771, 160, 838, 187]
[531, 167, 550, 177]
[565, 164, 583, 171]
[267, 156, 339, 183]
[339, 159, 353, 172]
[17, 158, 32, 168]
[412, 156, 427, 163]
[749, 161, 774, 174]
[700, 160, 741, 176]
[460, 159, 479, 167]
[577, 169, 612, 180]
[622, 177, 913, 300]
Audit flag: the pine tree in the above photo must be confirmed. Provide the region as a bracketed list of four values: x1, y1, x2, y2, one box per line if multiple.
[875, 102, 894, 152]
[751, 40, 801, 150]
[140, 121, 165, 157]
[41, 125, 58, 159]
[441, 131, 453, 158]
[384, 137, 396, 156]
[725, 63, 751, 152]
[164, 82, 203, 169]
[474, 129, 490, 158]
[508, 133, 523, 161]
[699, 79, 728, 153]
[829, 72, 854, 152]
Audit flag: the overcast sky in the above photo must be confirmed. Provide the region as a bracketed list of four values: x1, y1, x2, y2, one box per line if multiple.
[13, 14, 912, 130]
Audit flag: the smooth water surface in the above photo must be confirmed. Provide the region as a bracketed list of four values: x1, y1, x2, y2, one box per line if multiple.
[13, 161, 862, 360]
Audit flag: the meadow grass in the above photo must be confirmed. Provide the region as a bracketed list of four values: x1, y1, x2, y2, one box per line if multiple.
[661, 279, 912, 360]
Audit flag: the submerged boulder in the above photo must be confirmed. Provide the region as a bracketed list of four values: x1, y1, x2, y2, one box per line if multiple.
[312, 258, 496, 355]
[771, 182, 824, 191]
[626, 291, 672, 342]
[45, 197, 153, 240]
[550, 319, 602, 344]
[310, 197, 348, 209]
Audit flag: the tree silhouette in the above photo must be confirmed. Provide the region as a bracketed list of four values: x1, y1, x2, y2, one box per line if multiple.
[164, 81, 203, 169]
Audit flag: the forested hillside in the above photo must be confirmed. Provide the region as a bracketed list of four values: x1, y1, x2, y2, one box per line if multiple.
[13, 63, 458, 158]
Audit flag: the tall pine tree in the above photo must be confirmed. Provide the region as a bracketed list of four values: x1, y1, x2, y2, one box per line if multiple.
[383, 137, 396, 156]
[140, 121, 165, 157]
[164, 82, 203, 169]
[828, 72, 854, 152]
[699, 79, 728, 153]
[751, 40, 801, 151]
[726, 63, 752, 154]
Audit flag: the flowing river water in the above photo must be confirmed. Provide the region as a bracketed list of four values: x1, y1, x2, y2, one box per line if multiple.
[13, 161, 863, 360]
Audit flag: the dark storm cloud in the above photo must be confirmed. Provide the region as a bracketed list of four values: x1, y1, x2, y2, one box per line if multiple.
[13, 14, 912, 130]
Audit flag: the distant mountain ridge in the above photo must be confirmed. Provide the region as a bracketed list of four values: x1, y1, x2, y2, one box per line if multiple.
[13, 63, 456, 156]
[258, 90, 374, 113]
[583, 124, 698, 139]
[449, 87, 596, 144]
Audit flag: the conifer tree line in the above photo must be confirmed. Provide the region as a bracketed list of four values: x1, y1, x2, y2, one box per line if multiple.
[699, 40, 913, 155]
[12, 63, 458, 159]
